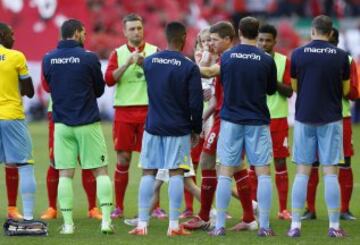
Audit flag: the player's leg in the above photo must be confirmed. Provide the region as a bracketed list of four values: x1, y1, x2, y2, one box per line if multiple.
[270, 118, 290, 219]
[129, 131, 160, 235]
[230, 162, 257, 231]
[318, 121, 345, 237]
[42, 112, 58, 219]
[165, 135, 191, 237]
[210, 120, 244, 236]
[248, 165, 257, 202]
[55, 123, 78, 234]
[82, 169, 101, 219]
[182, 141, 202, 219]
[2, 120, 36, 221]
[339, 117, 355, 220]
[288, 121, 316, 237]
[151, 170, 168, 219]
[77, 122, 113, 234]
[5, 166, 21, 219]
[245, 125, 274, 237]
[302, 161, 319, 220]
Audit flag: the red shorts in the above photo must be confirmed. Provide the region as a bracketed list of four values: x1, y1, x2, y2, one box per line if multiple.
[202, 114, 220, 155]
[113, 107, 147, 152]
[343, 117, 354, 157]
[113, 121, 145, 152]
[48, 112, 54, 161]
[270, 118, 290, 159]
[191, 137, 204, 164]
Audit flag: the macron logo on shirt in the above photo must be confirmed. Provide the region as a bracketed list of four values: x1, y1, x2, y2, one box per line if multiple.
[50, 56, 81, 65]
[230, 52, 261, 61]
[304, 47, 337, 54]
[152, 57, 181, 66]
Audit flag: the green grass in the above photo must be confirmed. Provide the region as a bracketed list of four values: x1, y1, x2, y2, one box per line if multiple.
[1, 122, 360, 244]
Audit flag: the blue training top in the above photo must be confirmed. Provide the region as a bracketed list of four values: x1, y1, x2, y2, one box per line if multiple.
[291, 40, 350, 124]
[42, 40, 104, 126]
[220, 44, 277, 125]
[143, 50, 203, 136]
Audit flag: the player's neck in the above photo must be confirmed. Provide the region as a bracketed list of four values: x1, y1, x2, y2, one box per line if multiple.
[167, 44, 182, 52]
[128, 41, 144, 49]
[240, 37, 257, 46]
[311, 35, 329, 42]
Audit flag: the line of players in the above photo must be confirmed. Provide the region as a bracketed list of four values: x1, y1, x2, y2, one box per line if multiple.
[0, 13, 359, 237]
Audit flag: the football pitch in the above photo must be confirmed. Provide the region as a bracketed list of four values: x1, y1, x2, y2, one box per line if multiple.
[1, 122, 360, 244]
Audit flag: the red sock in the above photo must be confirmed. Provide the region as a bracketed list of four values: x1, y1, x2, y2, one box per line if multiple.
[234, 169, 255, 223]
[307, 166, 319, 213]
[82, 169, 97, 210]
[275, 164, 289, 212]
[184, 176, 196, 212]
[5, 167, 19, 207]
[248, 165, 257, 201]
[339, 167, 353, 212]
[199, 169, 217, 221]
[46, 166, 59, 209]
[114, 164, 129, 210]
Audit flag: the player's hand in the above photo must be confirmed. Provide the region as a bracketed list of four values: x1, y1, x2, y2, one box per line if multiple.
[191, 133, 200, 148]
[126, 50, 144, 66]
[203, 88, 212, 101]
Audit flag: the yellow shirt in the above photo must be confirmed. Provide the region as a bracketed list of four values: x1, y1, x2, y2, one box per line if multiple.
[0, 45, 30, 119]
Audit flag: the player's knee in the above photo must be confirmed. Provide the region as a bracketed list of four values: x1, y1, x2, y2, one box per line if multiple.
[200, 153, 216, 170]
[117, 151, 131, 165]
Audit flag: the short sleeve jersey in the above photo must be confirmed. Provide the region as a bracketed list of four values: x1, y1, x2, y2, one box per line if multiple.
[291, 40, 350, 124]
[0, 45, 30, 119]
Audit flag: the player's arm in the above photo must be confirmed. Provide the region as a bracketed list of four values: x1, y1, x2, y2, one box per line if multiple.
[277, 59, 293, 97]
[342, 54, 351, 98]
[90, 54, 105, 97]
[202, 96, 216, 122]
[291, 78, 298, 92]
[346, 59, 360, 100]
[200, 63, 220, 78]
[189, 65, 204, 135]
[17, 52, 34, 98]
[19, 77, 34, 98]
[267, 60, 277, 95]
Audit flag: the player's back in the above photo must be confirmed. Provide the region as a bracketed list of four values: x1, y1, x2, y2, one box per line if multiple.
[291, 40, 349, 124]
[220, 44, 277, 125]
[0, 46, 29, 119]
[143, 50, 203, 136]
[42, 40, 104, 126]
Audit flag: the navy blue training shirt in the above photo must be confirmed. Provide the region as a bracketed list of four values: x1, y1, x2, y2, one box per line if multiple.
[143, 50, 203, 136]
[220, 44, 277, 125]
[42, 40, 104, 126]
[291, 40, 350, 124]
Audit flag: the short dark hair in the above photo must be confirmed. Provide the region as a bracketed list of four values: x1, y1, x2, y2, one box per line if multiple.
[61, 19, 84, 39]
[329, 27, 339, 46]
[312, 15, 332, 35]
[209, 21, 235, 41]
[238, 16, 259, 39]
[0, 22, 11, 41]
[122, 13, 143, 25]
[259, 24, 277, 39]
[165, 22, 186, 44]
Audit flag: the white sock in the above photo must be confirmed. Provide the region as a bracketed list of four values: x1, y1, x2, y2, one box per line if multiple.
[138, 221, 148, 229]
[329, 222, 339, 229]
[169, 220, 179, 230]
[291, 221, 301, 230]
